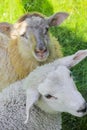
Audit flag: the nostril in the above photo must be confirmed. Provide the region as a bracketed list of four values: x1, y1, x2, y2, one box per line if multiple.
[77, 107, 86, 113]
[39, 46, 47, 52]
[35, 47, 47, 53]
[43, 48, 47, 53]
[38, 43, 45, 51]
[39, 46, 44, 51]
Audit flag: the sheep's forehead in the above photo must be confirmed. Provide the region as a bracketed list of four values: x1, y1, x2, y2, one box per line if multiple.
[25, 16, 48, 27]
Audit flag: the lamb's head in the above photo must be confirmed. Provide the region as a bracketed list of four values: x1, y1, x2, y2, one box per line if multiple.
[11, 12, 68, 62]
[24, 50, 87, 124]
[38, 66, 86, 116]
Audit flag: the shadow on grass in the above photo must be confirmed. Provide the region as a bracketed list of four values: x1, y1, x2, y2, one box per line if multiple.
[62, 112, 87, 130]
[21, 0, 54, 16]
[50, 26, 87, 55]
[50, 26, 87, 130]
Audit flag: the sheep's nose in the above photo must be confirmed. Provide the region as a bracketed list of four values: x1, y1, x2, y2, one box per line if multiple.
[35, 47, 47, 53]
[77, 103, 87, 113]
[39, 44, 45, 51]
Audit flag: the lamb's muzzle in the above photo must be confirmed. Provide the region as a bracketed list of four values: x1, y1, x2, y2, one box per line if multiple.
[77, 103, 87, 113]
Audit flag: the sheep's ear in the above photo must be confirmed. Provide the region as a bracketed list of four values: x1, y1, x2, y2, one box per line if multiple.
[24, 88, 39, 124]
[47, 12, 69, 26]
[13, 21, 27, 36]
[0, 22, 12, 36]
[58, 50, 87, 68]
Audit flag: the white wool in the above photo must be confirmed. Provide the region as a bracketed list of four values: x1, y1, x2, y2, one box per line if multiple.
[0, 81, 61, 130]
[0, 58, 63, 130]
[0, 49, 87, 130]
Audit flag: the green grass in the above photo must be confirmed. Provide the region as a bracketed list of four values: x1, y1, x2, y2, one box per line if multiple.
[0, 0, 24, 23]
[0, 0, 87, 130]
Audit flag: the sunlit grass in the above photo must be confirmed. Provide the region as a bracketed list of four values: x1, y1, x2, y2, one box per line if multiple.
[0, 0, 24, 23]
[48, 0, 87, 41]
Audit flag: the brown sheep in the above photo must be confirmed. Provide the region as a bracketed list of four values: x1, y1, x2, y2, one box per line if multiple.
[0, 12, 69, 90]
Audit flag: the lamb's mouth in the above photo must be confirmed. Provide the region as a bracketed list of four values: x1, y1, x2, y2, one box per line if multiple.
[69, 109, 87, 117]
[33, 49, 49, 62]
[75, 111, 87, 117]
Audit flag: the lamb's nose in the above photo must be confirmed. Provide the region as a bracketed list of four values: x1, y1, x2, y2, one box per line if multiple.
[77, 103, 87, 113]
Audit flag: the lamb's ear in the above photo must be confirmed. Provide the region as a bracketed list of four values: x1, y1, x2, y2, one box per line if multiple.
[47, 12, 69, 26]
[24, 88, 39, 124]
[58, 50, 87, 68]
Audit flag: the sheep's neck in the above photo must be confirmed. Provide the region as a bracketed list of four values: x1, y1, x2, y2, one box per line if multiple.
[8, 38, 39, 79]
[8, 35, 63, 80]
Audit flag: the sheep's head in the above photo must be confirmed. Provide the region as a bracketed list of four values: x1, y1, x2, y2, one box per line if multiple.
[24, 50, 87, 124]
[11, 12, 68, 62]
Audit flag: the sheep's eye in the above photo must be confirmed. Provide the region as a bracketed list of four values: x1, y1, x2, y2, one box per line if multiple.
[45, 94, 52, 99]
[21, 33, 28, 39]
[45, 27, 49, 32]
[21, 33, 25, 37]
[44, 27, 49, 35]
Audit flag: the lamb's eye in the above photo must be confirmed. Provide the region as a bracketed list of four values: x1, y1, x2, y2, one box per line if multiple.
[45, 94, 52, 99]
[45, 94, 57, 99]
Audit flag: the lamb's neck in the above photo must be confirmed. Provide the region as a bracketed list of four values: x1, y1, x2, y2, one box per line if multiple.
[0, 82, 62, 130]
[8, 38, 39, 79]
[31, 105, 62, 130]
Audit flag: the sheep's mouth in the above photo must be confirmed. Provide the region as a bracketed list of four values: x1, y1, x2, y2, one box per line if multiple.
[33, 49, 49, 62]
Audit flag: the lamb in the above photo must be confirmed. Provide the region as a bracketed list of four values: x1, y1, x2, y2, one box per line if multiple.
[0, 12, 69, 91]
[0, 50, 87, 130]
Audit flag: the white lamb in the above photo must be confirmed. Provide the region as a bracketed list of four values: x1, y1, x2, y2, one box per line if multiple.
[0, 50, 87, 130]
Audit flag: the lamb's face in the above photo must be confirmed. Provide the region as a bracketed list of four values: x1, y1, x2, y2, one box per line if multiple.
[24, 50, 87, 124]
[37, 66, 87, 117]
[12, 12, 68, 62]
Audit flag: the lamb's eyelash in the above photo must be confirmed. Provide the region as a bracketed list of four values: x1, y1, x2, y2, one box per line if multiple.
[45, 94, 57, 99]
[45, 94, 52, 99]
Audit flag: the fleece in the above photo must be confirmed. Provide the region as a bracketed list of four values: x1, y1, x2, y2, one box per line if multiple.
[0, 31, 62, 91]
[0, 80, 61, 130]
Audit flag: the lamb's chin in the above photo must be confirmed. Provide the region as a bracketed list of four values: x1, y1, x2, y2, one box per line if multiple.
[68, 111, 86, 117]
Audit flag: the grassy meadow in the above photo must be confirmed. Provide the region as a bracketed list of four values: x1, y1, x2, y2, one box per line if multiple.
[0, 0, 87, 130]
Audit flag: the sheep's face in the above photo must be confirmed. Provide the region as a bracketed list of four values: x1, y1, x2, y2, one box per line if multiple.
[20, 17, 50, 62]
[37, 66, 86, 117]
[12, 12, 68, 62]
